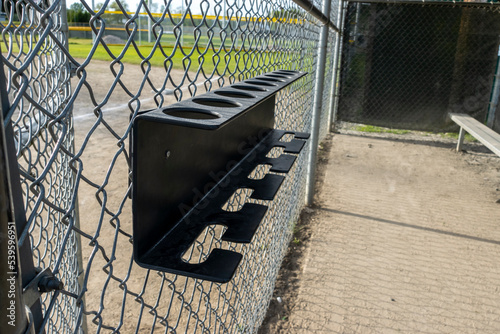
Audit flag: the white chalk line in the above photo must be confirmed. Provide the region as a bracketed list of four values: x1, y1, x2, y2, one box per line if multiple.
[73, 78, 219, 120]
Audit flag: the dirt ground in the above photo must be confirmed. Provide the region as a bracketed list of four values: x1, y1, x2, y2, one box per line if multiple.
[70, 60, 216, 332]
[70, 59, 500, 333]
[69, 59, 296, 332]
[260, 129, 500, 333]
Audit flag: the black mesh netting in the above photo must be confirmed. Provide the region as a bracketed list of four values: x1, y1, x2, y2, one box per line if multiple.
[337, 2, 500, 131]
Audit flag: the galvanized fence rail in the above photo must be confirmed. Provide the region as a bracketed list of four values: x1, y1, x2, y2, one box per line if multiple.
[0, 0, 341, 332]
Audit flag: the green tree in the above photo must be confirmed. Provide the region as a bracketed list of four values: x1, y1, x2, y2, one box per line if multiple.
[67, 2, 91, 23]
[95, 1, 130, 25]
[109, 0, 129, 13]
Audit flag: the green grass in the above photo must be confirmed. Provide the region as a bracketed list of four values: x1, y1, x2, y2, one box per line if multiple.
[354, 124, 478, 142]
[67, 38, 238, 73]
[439, 132, 477, 142]
[158, 34, 223, 48]
[2, 35, 296, 73]
[1, 37, 249, 73]
[354, 125, 411, 135]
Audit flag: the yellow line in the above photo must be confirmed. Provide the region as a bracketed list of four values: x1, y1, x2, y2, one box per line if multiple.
[94, 10, 302, 24]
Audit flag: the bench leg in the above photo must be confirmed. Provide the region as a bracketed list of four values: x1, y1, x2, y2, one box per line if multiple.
[457, 127, 465, 152]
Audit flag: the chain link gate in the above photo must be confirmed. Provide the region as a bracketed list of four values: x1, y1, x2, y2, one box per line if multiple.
[0, 0, 340, 332]
[337, 0, 500, 132]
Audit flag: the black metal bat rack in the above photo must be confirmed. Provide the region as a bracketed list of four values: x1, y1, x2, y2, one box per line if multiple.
[132, 70, 309, 283]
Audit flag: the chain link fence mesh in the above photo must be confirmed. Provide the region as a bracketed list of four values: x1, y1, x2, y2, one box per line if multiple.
[1, 0, 339, 332]
[337, 1, 500, 132]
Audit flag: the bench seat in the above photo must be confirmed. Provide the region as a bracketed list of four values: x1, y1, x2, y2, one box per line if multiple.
[448, 113, 500, 156]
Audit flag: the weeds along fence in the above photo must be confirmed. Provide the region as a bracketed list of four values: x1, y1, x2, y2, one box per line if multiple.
[0, 0, 341, 332]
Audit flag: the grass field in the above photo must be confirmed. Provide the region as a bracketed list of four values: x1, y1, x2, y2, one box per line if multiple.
[67, 38, 240, 72]
[1, 36, 260, 73]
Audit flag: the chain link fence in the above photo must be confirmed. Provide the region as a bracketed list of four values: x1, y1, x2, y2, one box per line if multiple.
[337, 1, 500, 132]
[1, 0, 339, 332]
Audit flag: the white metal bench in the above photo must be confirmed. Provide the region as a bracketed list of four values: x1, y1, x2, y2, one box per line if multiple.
[448, 113, 500, 156]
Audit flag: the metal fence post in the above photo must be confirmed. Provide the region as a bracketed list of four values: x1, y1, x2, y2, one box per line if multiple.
[487, 48, 500, 128]
[60, 2, 87, 332]
[0, 74, 29, 334]
[329, 0, 346, 132]
[0, 46, 42, 333]
[306, 0, 332, 205]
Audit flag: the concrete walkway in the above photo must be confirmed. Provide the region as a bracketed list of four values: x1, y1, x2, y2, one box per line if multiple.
[287, 133, 500, 333]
